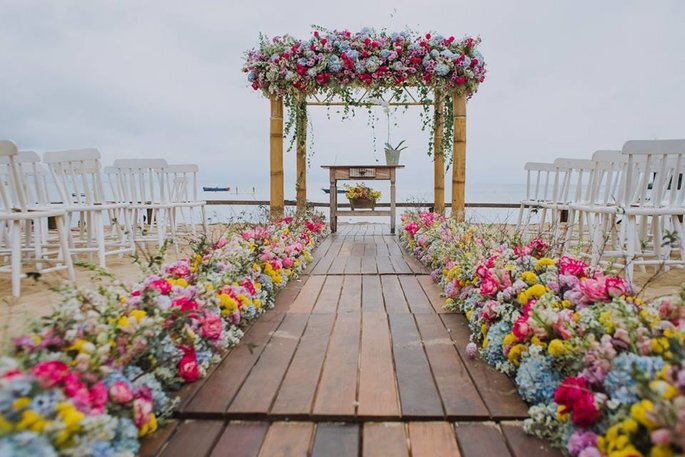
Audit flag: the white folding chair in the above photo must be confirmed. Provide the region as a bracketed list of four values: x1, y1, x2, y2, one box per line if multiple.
[110, 159, 175, 247]
[586, 140, 685, 281]
[43, 148, 133, 267]
[517, 162, 556, 236]
[0, 141, 74, 296]
[164, 164, 207, 236]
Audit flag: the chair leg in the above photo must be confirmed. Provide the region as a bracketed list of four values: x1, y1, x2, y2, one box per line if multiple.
[56, 215, 76, 281]
[625, 216, 637, 283]
[201, 205, 208, 234]
[95, 212, 106, 268]
[157, 208, 166, 247]
[10, 222, 21, 297]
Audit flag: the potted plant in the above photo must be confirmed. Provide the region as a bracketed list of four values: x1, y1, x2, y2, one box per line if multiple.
[384, 140, 407, 165]
[345, 183, 381, 210]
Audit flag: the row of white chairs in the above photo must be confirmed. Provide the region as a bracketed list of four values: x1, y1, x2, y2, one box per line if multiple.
[1, 141, 207, 296]
[517, 139, 685, 282]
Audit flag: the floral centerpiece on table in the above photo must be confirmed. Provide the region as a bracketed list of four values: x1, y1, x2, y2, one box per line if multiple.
[345, 183, 381, 210]
[399, 210, 685, 457]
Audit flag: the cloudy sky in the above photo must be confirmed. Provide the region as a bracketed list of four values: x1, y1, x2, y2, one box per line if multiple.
[1, 0, 683, 204]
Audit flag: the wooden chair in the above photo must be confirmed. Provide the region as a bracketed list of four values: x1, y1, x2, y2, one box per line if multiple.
[43, 148, 133, 267]
[0, 141, 74, 296]
[516, 162, 557, 238]
[164, 164, 208, 236]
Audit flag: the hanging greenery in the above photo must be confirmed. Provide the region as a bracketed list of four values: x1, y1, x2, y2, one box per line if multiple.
[242, 26, 486, 162]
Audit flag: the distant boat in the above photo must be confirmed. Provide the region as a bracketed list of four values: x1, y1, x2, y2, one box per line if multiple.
[321, 187, 347, 194]
[203, 186, 231, 192]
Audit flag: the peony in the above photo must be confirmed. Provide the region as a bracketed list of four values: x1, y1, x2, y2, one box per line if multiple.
[110, 380, 134, 404]
[172, 296, 198, 312]
[178, 348, 200, 383]
[512, 317, 533, 342]
[201, 314, 223, 340]
[30, 360, 70, 388]
[89, 381, 108, 413]
[479, 277, 498, 296]
[605, 276, 630, 297]
[150, 279, 172, 295]
[559, 256, 587, 277]
[578, 277, 610, 302]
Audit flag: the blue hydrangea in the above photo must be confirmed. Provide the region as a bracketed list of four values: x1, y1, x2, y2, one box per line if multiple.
[297, 57, 308, 66]
[604, 353, 665, 404]
[270, 54, 279, 61]
[242, 304, 257, 320]
[344, 49, 359, 60]
[247, 71, 256, 82]
[392, 61, 404, 71]
[30, 391, 63, 417]
[435, 63, 450, 76]
[430, 49, 439, 58]
[460, 56, 471, 68]
[440, 50, 456, 60]
[307, 68, 317, 77]
[0, 432, 57, 457]
[365, 56, 380, 72]
[516, 352, 561, 404]
[483, 320, 511, 365]
[380, 49, 391, 59]
[328, 55, 342, 72]
[354, 60, 366, 73]
[285, 71, 295, 81]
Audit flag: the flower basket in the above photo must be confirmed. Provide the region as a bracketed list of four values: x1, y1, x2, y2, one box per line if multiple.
[349, 196, 376, 210]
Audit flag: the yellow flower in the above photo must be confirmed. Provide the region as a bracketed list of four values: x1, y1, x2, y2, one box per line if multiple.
[138, 412, 158, 437]
[502, 333, 518, 347]
[531, 336, 546, 348]
[465, 310, 473, 321]
[555, 405, 569, 422]
[130, 309, 147, 322]
[621, 418, 639, 434]
[521, 271, 539, 285]
[548, 339, 567, 357]
[561, 299, 573, 309]
[651, 338, 669, 355]
[534, 257, 556, 270]
[649, 380, 678, 400]
[651, 445, 674, 457]
[253, 299, 262, 309]
[599, 311, 615, 334]
[117, 316, 131, 329]
[119, 295, 127, 304]
[12, 397, 31, 411]
[218, 294, 238, 312]
[507, 344, 526, 365]
[68, 339, 95, 354]
[0, 414, 12, 432]
[630, 400, 656, 429]
[17, 410, 48, 432]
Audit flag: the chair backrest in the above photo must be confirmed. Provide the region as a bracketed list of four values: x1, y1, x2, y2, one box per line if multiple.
[0, 140, 30, 213]
[620, 140, 685, 209]
[588, 150, 625, 206]
[43, 148, 107, 207]
[553, 158, 594, 204]
[165, 164, 200, 203]
[523, 162, 556, 202]
[111, 158, 169, 204]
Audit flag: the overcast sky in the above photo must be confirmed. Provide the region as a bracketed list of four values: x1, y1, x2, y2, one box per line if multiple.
[1, 0, 683, 203]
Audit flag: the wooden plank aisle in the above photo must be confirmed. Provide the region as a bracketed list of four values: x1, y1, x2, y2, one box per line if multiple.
[147, 225, 565, 457]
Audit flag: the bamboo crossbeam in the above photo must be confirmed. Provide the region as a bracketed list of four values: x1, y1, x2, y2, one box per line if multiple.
[452, 94, 467, 221]
[305, 101, 432, 106]
[269, 96, 284, 219]
[433, 90, 445, 213]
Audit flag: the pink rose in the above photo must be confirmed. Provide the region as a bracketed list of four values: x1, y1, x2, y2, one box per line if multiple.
[513, 316, 533, 341]
[30, 360, 69, 388]
[479, 277, 498, 296]
[651, 429, 672, 446]
[201, 314, 223, 340]
[172, 296, 198, 312]
[133, 397, 154, 427]
[89, 381, 108, 413]
[283, 257, 294, 268]
[213, 237, 227, 249]
[109, 380, 133, 404]
[559, 256, 587, 277]
[605, 276, 630, 298]
[150, 279, 172, 295]
[178, 347, 200, 383]
[579, 277, 610, 303]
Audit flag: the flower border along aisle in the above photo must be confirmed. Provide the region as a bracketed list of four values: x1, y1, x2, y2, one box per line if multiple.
[400, 211, 685, 457]
[0, 213, 328, 456]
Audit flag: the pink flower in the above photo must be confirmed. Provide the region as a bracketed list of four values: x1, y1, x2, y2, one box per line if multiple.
[465, 342, 478, 358]
[605, 276, 630, 297]
[201, 313, 223, 340]
[241, 279, 256, 295]
[404, 221, 419, 237]
[133, 396, 154, 427]
[513, 316, 533, 341]
[283, 257, 294, 268]
[213, 237, 227, 249]
[150, 279, 172, 295]
[651, 429, 672, 446]
[109, 380, 134, 404]
[479, 277, 498, 296]
[578, 277, 610, 303]
[89, 381, 108, 413]
[30, 361, 69, 388]
[178, 347, 200, 383]
[172, 296, 198, 312]
[559, 256, 587, 277]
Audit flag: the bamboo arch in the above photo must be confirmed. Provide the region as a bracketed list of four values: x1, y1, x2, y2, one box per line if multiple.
[269, 90, 467, 221]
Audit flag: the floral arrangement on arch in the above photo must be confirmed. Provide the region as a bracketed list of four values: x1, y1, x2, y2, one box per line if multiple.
[344, 182, 381, 201]
[400, 211, 685, 457]
[242, 26, 486, 158]
[0, 213, 328, 456]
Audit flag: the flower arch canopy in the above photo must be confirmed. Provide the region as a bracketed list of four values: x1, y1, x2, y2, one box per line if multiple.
[242, 27, 486, 100]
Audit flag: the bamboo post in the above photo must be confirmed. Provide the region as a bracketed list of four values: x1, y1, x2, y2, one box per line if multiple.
[270, 96, 284, 219]
[433, 90, 445, 213]
[296, 99, 307, 212]
[452, 94, 467, 221]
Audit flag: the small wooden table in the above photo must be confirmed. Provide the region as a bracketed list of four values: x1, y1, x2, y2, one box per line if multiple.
[321, 165, 404, 234]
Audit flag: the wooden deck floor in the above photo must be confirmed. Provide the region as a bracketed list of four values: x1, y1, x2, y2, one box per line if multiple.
[142, 224, 561, 457]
